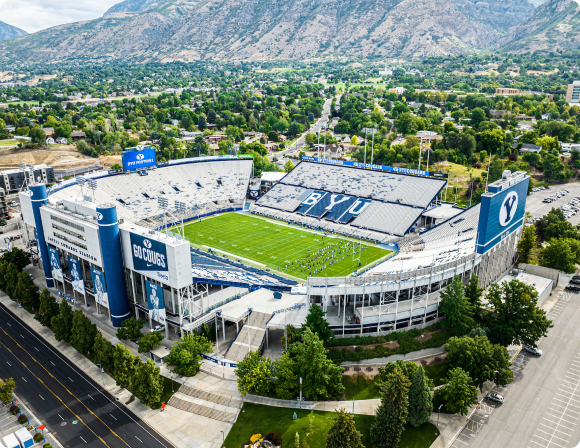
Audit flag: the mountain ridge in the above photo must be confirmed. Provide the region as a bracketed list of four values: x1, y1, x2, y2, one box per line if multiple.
[0, 20, 28, 41]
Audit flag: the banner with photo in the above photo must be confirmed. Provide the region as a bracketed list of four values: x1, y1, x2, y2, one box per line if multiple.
[48, 246, 63, 283]
[67, 256, 85, 296]
[90, 267, 109, 309]
[146, 280, 166, 325]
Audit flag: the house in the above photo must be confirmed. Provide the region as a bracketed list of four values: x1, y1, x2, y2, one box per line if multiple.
[264, 143, 279, 152]
[560, 143, 580, 152]
[320, 144, 345, 159]
[179, 131, 203, 138]
[56, 137, 68, 144]
[207, 135, 226, 143]
[171, 119, 179, 127]
[45, 138, 55, 145]
[71, 131, 86, 141]
[515, 143, 542, 154]
[490, 110, 507, 119]
[43, 127, 55, 137]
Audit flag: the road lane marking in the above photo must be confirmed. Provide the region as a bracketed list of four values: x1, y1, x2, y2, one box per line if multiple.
[135, 436, 143, 443]
[39, 394, 44, 401]
[110, 414, 117, 421]
[21, 377, 26, 382]
[80, 436, 87, 443]
[58, 414, 64, 420]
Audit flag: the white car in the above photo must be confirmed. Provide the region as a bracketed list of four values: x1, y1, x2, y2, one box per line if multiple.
[150, 325, 165, 333]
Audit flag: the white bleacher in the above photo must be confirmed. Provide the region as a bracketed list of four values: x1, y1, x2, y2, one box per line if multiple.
[49, 159, 253, 225]
[254, 184, 310, 211]
[352, 202, 424, 236]
[281, 162, 445, 208]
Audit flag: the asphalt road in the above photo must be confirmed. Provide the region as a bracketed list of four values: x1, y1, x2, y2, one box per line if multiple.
[457, 290, 580, 448]
[0, 302, 172, 448]
[526, 184, 580, 226]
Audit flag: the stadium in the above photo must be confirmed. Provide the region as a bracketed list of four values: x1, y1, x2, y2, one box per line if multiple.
[18, 146, 529, 364]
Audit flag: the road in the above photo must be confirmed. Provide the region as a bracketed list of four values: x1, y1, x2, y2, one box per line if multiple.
[0, 302, 172, 448]
[454, 290, 580, 448]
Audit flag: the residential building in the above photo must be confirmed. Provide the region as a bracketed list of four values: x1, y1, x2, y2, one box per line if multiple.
[0, 165, 55, 193]
[496, 88, 520, 95]
[0, 188, 7, 219]
[567, 81, 580, 104]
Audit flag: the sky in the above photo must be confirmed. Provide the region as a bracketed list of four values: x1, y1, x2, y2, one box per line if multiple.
[0, 0, 121, 33]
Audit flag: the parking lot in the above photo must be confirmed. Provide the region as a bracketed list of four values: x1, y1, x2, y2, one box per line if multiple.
[526, 183, 580, 226]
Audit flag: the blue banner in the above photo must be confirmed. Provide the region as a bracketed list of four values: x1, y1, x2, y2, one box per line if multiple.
[122, 146, 157, 172]
[301, 156, 448, 178]
[146, 280, 166, 325]
[90, 267, 109, 309]
[48, 246, 63, 283]
[67, 256, 85, 296]
[129, 232, 169, 283]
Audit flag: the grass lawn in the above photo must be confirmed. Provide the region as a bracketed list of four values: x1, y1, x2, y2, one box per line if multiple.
[431, 162, 485, 185]
[0, 101, 41, 106]
[156, 376, 181, 409]
[182, 212, 390, 279]
[424, 362, 451, 387]
[224, 403, 439, 448]
[342, 375, 380, 400]
[0, 139, 17, 146]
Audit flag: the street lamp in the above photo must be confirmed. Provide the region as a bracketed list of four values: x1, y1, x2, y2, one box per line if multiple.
[437, 404, 443, 426]
[299, 377, 303, 409]
[220, 430, 225, 447]
[97, 363, 104, 386]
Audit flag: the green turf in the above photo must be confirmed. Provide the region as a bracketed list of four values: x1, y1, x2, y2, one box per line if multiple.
[342, 375, 381, 400]
[224, 403, 439, 448]
[183, 212, 391, 279]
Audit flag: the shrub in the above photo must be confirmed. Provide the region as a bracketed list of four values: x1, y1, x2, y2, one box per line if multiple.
[17, 414, 27, 423]
[9, 405, 19, 413]
[43, 444, 53, 448]
[264, 431, 282, 446]
[355, 346, 363, 353]
[34, 433, 44, 443]
[250, 434, 263, 444]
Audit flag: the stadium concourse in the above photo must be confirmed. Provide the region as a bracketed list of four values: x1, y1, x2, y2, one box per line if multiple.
[18, 146, 530, 366]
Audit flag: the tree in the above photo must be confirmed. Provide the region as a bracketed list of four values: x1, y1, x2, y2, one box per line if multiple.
[407, 366, 432, 427]
[288, 121, 303, 137]
[0, 378, 16, 404]
[439, 275, 475, 335]
[304, 304, 334, 343]
[70, 310, 98, 355]
[540, 239, 577, 273]
[518, 225, 537, 264]
[470, 108, 487, 128]
[395, 112, 415, 135]
[464, 275, 484, 317]
[445, 336, 514, 390]
[93, 332, 114, 370]
[29, 127, 46, 144]
[2, 263, 19, 297]
[14, 271, 40, 311]
[2, 248, 31, 271]
[235, 350, 276, 397]
[35, 289, 59, 328]
[137, 331, 164, 353]
[207, 109, 216, 124]
[111, 163, 122, 170]
[112, 344, 139, 389]
[116, 317, 145, 341]
[441, 367, 478, 415]
[326, 408, 365, 448]
[51, 299, 74, 343]
[132, 359, 163, 407]
[284, 160, 295, 172]
[198, 114, 207, 130]
[371, 367, 411, 448]
[486, 280, 553, 347]
[164, 332, 212, 376]
[350, 135, 359, 146]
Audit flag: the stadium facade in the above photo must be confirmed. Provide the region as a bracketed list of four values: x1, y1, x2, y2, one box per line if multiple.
[18, 147, 528, 346]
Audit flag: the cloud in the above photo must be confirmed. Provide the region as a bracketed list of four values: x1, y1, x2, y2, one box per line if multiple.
[0, 0, 121, 33]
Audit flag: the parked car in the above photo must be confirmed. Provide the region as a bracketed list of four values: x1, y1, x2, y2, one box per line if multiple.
[523, 345, 542, 356]
[486, 393, 504, 404]
[149, 325, 165, 333]
[566, 285, 580, 291]
[569, 279, 580, 285]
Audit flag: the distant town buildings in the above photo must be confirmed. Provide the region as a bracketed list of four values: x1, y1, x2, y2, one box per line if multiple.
[495, 88, 520, 95]
[566, 81, 580, 105]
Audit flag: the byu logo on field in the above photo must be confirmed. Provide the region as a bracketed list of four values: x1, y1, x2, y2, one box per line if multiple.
[136, 153, 145, 160]
[96, 212, 103, 221]
[499, 191, 518, 227]
[143, 239, 152, 249]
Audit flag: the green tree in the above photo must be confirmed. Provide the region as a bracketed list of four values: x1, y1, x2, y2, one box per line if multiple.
[164, 332, 212, 376]
[284, 160, 295, 172]
[445, 336, 514, 390]
[464, 275, 484, 317]
[29, 127, 47, 144]
[198, 114, 207, 130]
[470, 108, 487, 128]
[116, 317, 145, 341]
[14, 271, 40, 311]
[540, 238, 577, 273]
[2, 263, 19, 297]
[371, 367, 411, 448]
[51, 299, 74, 343]
[132, 359, 163, 407]
[2, 248, 31, 271]
[304, 304, 334, 343]
[235, 350, 276, 397]
[281, 324, 299, 348]
[486, 280, 553, 347]
[35, 289, 59, 328]
[407, 366, 433, 427]
[395, 112, 415, 135]
[112, 344, 139, 389]
[93, 332, 114, 370]
[441, 367, 478, 415]
[326, 408, 365, 448]
[0, 378, 16, 404]
[518, 225, 537, 264]
[439, 275, 475, 335]
[274, 350, 299, 399]
[70, 310, 98, 355]
[137, 331, 164, 353]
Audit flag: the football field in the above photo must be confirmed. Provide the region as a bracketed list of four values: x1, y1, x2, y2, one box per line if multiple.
[182, 212, 392, 279]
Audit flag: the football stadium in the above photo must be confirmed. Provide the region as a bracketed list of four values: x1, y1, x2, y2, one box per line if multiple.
[18, 146, 529, 364]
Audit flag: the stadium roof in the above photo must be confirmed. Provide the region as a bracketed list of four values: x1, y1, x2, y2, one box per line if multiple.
[218, 288, 306, 322]
[422, 203, 465, 220]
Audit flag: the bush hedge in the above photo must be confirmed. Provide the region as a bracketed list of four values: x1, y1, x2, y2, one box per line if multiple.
[326, 322, 441, 348]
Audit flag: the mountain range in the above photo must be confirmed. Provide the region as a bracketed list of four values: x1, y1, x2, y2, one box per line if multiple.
[0, 0, 579, 62]
[0, 20, 27, 41]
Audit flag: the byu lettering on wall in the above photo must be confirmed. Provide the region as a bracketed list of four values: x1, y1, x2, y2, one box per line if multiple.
[146, 280, 166, 325]
[48, 246, 63, 282]
[129, 232, 169, 283]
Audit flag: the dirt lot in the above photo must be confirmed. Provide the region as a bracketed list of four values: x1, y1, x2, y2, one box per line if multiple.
[0, 145, 99, 170]
[99, 155, 122, 167]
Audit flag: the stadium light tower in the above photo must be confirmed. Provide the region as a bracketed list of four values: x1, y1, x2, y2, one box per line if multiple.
[158, 196, 169, 234]
[363, 128, 377, 166]
[175, 200, 187, 238]
[87, 178, 98, 204]
[76, 176, 86, 201]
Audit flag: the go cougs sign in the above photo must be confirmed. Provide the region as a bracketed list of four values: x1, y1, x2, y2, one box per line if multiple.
[129, 232, 169, 283]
